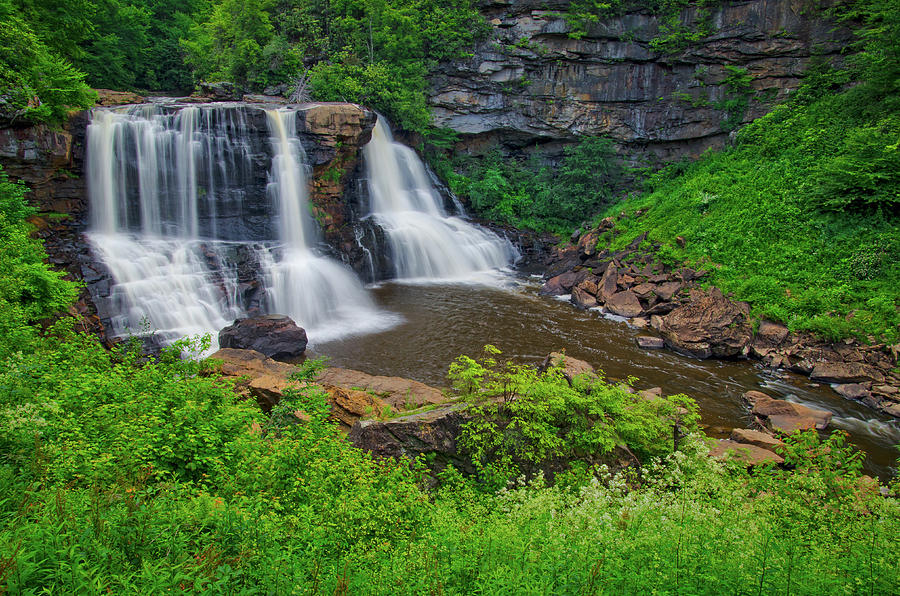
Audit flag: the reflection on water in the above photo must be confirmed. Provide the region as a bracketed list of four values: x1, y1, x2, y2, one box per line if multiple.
[314, 276, 899, 479]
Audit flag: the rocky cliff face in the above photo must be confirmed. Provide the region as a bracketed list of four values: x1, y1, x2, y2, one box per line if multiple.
[430, 0, 850, 161]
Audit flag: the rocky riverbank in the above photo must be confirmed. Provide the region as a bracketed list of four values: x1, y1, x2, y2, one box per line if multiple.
[538, 213, 900, 419]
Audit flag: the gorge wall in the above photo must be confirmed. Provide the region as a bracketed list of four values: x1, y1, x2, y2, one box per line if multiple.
[430, 0, 851, 161]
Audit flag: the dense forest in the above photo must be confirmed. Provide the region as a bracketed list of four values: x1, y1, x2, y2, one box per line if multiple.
[2, 0, 900, 592]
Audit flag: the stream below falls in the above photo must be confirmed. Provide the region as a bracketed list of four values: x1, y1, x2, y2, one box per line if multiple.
[314, 275, 900, 479]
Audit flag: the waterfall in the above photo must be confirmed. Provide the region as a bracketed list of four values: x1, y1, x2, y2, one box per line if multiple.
[86, 104, 395, 352]
[261, 109, 396, 342]
[363, 118, 517, 280]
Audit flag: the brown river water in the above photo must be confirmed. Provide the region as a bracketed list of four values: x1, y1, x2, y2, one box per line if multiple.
[314, 275, 900, 479]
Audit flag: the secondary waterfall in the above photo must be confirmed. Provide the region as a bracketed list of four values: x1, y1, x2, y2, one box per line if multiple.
[86, 103, 394, 351]
[363, 118, 516, 280]
[261, 110, 394, 342]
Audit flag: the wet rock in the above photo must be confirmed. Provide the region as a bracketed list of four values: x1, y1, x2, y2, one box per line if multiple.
[571, 286, 598, 309]
[750, 394, 832, 433]
[810, 362, 885, 384]
[630, 316, 649, 329]
[540, 352, 597, 384]
[710, 439, 784, 466]
[218, 315, 308, 361]
[606, 290, 643, 318]
[833, 383, 871, 401]
[540, 271, 579, 296]
[636, 336, 664, 349]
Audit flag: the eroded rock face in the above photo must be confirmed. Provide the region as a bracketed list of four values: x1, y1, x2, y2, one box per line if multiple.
[658, 288, 752, 359]
[349, 406, 472, 472]
[218, 315, 308, 361]
[430, 0, 850, 162]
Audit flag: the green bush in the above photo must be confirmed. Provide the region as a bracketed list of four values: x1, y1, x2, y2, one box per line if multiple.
[0, 2, 96, 123]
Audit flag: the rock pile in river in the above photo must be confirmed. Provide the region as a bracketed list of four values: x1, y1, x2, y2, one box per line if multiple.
[542, 216, 900, 419]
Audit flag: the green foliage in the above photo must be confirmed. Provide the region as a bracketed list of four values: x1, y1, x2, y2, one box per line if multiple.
[443, 136, 623, 232]
[0, 1, 96, 123]
[183, 0, 484, 131]
[0, 168, 79, 357]
[714, 65, 754, 131]
[450, 346, 698, 488]
[600, 0, 900, 342]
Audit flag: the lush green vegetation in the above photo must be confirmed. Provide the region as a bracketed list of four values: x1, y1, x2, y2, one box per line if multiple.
[0, 166, 898, 591]
[434, 136, 624, 233]
[7, 0, 483, 130]
[600, 1, 900, 342]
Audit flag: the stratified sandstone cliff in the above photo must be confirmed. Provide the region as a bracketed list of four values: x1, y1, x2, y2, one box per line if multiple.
[430, 0, 850, 160]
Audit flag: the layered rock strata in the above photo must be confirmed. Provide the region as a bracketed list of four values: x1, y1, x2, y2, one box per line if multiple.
[430, 0, 851, 161]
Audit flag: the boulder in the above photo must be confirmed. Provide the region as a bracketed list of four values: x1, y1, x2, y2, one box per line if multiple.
[571, 286, 598, 309]
[540, 271, 579, 296]
[218, 315, 308, 361]
[755, 319, 790, 345]
[606, 290, 643, 318]
[636, 336, 664, 349]
[315, 367, 445, 410]
[327, 386, 393, 429]
[658, 288, 752, 359]
[631, 282, 656, 298]
[540, 352, 597, 384]
[654, 281, 682, 301]
[710, 439, 784, 466]
[833, 383, 871, 401]
[729, 428, 784, 451]
[597, 263, 619, 302]
[750, 394, 832, 433]
[810, 362, 885, 384]
[349, 405, 472, 471]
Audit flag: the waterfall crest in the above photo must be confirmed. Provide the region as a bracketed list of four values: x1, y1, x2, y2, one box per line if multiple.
[86, 104, 395, 351]
[363, 118, 516, 280]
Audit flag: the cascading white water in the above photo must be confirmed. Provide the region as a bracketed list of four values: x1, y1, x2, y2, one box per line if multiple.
[86, 106, 251, 349]
[262, 110, 396, 342]
[363, 118, 516, 280]
[86, 104, 396, 351]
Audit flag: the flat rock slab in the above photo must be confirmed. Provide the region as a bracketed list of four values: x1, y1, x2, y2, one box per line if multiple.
[810, 362, 884, 384]
[834, 383, 871, 401]
[710, 439, 784, 466]
[636, 336, 664, 349]
[730, 428, 784, 451]
[316, 367, 445, 410]
[750, 394, 832, 433]
[208, 348, 297, 379]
